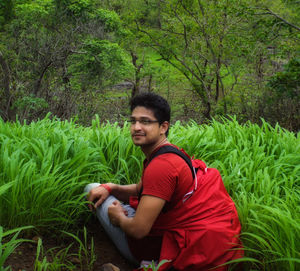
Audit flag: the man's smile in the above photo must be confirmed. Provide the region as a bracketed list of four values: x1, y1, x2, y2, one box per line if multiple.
[132, 133, 145, 138]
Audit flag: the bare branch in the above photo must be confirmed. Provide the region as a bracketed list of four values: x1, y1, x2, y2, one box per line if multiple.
[254, 7, 300, 32]
[173, 2, 189, 49]
[266, 8, 300, 32]
[180, 0, 217, 62]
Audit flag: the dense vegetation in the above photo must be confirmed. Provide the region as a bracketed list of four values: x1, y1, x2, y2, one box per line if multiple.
[0, 0, 299, 130]
[0, 117, 299, 270]
[0, 0, 299, 270]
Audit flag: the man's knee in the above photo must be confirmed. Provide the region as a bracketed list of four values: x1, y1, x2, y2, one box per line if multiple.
[84, 183, 100, 194]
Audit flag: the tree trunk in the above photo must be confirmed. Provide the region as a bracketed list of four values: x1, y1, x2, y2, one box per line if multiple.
[0, 51, 15, 121]
[204, 101, 211, 120]
[130, 52, 143, 98]
[33, 61, 52, 96]
[193, 83, 211, 120]
[215, 54, 222, 102]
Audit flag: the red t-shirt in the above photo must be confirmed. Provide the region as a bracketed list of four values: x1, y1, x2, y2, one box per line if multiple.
[142, 147, 194, 212]
[128, 144, 193, 261]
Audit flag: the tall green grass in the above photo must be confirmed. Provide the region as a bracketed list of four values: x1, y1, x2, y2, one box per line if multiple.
[0, 115, 299, 270]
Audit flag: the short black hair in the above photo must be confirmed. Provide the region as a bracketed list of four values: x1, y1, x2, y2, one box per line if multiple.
[130, 92, 171, 135]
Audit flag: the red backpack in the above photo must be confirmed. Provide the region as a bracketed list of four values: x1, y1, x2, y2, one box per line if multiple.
[133, 145, 243, 271]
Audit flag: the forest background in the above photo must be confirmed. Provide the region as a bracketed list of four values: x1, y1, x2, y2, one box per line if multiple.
[0, 1, 299, 270]
[0, 0, 299, 130]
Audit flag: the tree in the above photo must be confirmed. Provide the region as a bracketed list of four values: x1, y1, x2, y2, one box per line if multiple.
[262, 58, 300, 130]
[0, 0, 132, 122]
[0, 50, 14, 120]
[113, 0, 299, 126]
[101, 0, 166, 98]
[0, 0, 14, 28]
[129, 0, 251, 118]
[226, 0, 300, 126]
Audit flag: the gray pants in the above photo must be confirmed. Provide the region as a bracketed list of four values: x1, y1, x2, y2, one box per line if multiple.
[84, 183, 139, 265]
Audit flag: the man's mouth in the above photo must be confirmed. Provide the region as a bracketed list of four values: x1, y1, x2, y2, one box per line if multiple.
[132, 133, 145, 137]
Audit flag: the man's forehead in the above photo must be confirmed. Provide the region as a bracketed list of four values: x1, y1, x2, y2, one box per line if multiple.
[131, 106, 155, 118]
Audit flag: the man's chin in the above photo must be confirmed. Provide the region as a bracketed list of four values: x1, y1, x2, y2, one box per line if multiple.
[132, 140, 144, 146]
[132, 136, 145, 145]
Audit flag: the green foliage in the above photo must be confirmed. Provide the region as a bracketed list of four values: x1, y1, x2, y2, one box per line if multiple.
[0, 116, 299, 270]
[0, 116, 95, 231]
[1, 0, 299, 129]
[61, 227, 96, 270]
[0, 0, 132, 123]
[14, 0, 53, 29]
[69, 38, 133, 88]
[268, 58, 300, 98]
[94, 8, 123, 33]
[0, 0, 14, 27]
[34, 227, 96, 271]
[142, 259, 171, 271]
[54, 0, 93, 17]
[256, 58, 300, 130]
[122, 0, 263, 117]
[13, 95, 48, 112]
[65, 0, 91, 17]
[104, 0, 299, 128]
[0, 226, 32, 269]
[34, 238, 72, 271]
[0, 225, 95, 270]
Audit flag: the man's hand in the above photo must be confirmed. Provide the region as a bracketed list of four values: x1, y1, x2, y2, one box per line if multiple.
[87, 184, 111, 210]
[108, 200, 127, 227]
[107, 195, 166, 239]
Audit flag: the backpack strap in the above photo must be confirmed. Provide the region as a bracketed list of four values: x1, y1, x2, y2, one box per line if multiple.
[139, 145, 198, 203]
[149, 145, 195, 180]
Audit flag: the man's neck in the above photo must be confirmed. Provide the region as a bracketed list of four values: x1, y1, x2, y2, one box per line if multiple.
[142, 137, 169, 160]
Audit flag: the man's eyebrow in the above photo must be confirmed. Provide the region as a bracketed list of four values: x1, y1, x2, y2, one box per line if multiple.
[130, 116, 152, 119]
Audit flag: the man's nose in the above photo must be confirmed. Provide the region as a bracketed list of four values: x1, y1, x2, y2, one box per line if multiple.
[133, 121, 142, 129]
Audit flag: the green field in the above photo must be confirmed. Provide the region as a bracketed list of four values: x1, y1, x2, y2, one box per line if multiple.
[0, 116, 299, 270]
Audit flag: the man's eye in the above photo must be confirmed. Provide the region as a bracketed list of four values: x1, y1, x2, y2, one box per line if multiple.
[128, 119, 157, 125]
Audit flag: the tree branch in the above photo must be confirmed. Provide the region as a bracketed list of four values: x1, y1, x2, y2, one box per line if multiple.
[256, 8, 300, 32]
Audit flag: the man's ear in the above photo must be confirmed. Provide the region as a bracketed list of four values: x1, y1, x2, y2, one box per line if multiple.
[160, 121, 169, 135]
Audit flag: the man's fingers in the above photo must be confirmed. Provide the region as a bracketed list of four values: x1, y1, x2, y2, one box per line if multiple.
[87, 185, 111, 210]
[87, 192, 96, 204]
[87, 195, 103, 210]
[112, 200, 122, 207]
[94, 198, 105, 209]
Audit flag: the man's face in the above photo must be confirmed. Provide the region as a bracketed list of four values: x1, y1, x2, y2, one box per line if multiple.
[130, 106, 166, 147]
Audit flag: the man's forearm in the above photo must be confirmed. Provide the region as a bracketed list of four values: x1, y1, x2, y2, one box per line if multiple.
[108, 195, 165, 240]
[109, 183, 140, 203]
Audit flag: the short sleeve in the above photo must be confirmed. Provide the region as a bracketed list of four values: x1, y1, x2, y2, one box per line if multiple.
[142, 155, 179, 202]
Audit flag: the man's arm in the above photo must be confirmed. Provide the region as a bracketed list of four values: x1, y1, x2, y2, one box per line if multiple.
[88, 181, 142, 209]
[110, 182, 141, 202]
[108, 195, 166, 239]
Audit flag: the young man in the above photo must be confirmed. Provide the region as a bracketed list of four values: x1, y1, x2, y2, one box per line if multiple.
[86, 92, 243, 271]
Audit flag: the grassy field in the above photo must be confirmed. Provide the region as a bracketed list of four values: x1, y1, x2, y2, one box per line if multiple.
[0, 116, 299, 270]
